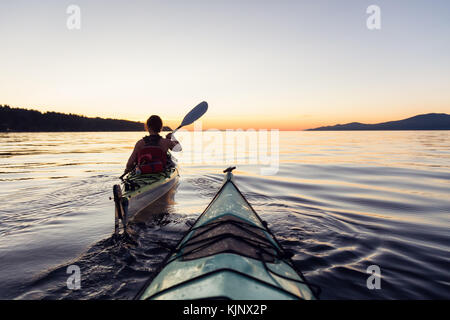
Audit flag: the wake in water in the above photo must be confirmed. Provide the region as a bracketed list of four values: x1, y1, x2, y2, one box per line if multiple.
[20, 207, 193, 299]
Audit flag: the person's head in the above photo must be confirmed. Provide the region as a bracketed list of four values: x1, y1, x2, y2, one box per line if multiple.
[145, 115, 163, 133]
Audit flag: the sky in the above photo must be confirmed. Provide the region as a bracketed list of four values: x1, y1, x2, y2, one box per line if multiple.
[0, 0, 449, 130]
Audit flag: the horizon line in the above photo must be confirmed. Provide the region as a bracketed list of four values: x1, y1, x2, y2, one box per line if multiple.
[1, 104, 448, 131]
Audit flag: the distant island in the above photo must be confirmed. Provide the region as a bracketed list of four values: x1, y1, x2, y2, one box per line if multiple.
[0, 105, 172, 132]
[307, 113, 450, 131]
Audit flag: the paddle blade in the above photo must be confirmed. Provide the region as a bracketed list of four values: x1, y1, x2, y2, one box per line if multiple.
[179, 101, 208, 128]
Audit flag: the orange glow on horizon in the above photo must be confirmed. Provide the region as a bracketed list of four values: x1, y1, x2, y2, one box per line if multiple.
[4, 103, 449, 131]
[163, 116, 319, 131]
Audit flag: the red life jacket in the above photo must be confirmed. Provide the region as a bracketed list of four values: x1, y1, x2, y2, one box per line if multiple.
[137, 135, 166, 174]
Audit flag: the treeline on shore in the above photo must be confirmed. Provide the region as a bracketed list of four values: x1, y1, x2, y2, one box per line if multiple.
[0, 105, 171, 132]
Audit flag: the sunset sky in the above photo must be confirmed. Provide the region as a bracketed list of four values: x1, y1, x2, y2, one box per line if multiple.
[1, 0, 449, 130]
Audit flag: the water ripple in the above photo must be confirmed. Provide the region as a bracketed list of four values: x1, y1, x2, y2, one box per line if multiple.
[1, 131, 449, 299]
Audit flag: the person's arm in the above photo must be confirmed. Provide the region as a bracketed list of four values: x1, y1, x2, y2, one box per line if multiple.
[166, 133, 182, 152]
[124, 140, 143, 173]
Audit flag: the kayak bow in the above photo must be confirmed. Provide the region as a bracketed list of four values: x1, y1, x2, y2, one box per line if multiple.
[135, 167, 318, 300]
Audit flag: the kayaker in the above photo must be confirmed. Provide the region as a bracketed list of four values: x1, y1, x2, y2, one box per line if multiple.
[124, 115, 181, 175]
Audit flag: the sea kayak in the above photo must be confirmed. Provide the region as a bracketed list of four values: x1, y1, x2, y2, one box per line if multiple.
[135, 167, 318, 300]
[113, 160, 179, 230]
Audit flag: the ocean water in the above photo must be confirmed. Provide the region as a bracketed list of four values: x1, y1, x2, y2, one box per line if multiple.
[0, 131, 449, 299]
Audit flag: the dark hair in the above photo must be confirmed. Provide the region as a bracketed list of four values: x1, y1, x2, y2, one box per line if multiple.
[145, 115, 163, 133]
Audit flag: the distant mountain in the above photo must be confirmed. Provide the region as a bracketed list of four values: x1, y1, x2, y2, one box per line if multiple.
[307, 113, 450, 131]
[0, 105, 172, 132]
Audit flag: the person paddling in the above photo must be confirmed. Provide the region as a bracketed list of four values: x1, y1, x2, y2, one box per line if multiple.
[124, 115, 181, 175]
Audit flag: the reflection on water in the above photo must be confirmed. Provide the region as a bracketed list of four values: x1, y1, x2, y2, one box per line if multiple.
[0, 131, 449, 299]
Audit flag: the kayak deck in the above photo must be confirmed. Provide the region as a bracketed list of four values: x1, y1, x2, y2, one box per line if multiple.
[136, 169, 318, 300]
[122, 166, 179, 201]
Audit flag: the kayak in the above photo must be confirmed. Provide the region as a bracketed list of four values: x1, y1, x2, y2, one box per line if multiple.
[113, 160, 179, 230]
[135, 167, 318, 300]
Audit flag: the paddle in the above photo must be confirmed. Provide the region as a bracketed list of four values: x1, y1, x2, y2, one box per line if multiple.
[171, 101, 208, 135]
